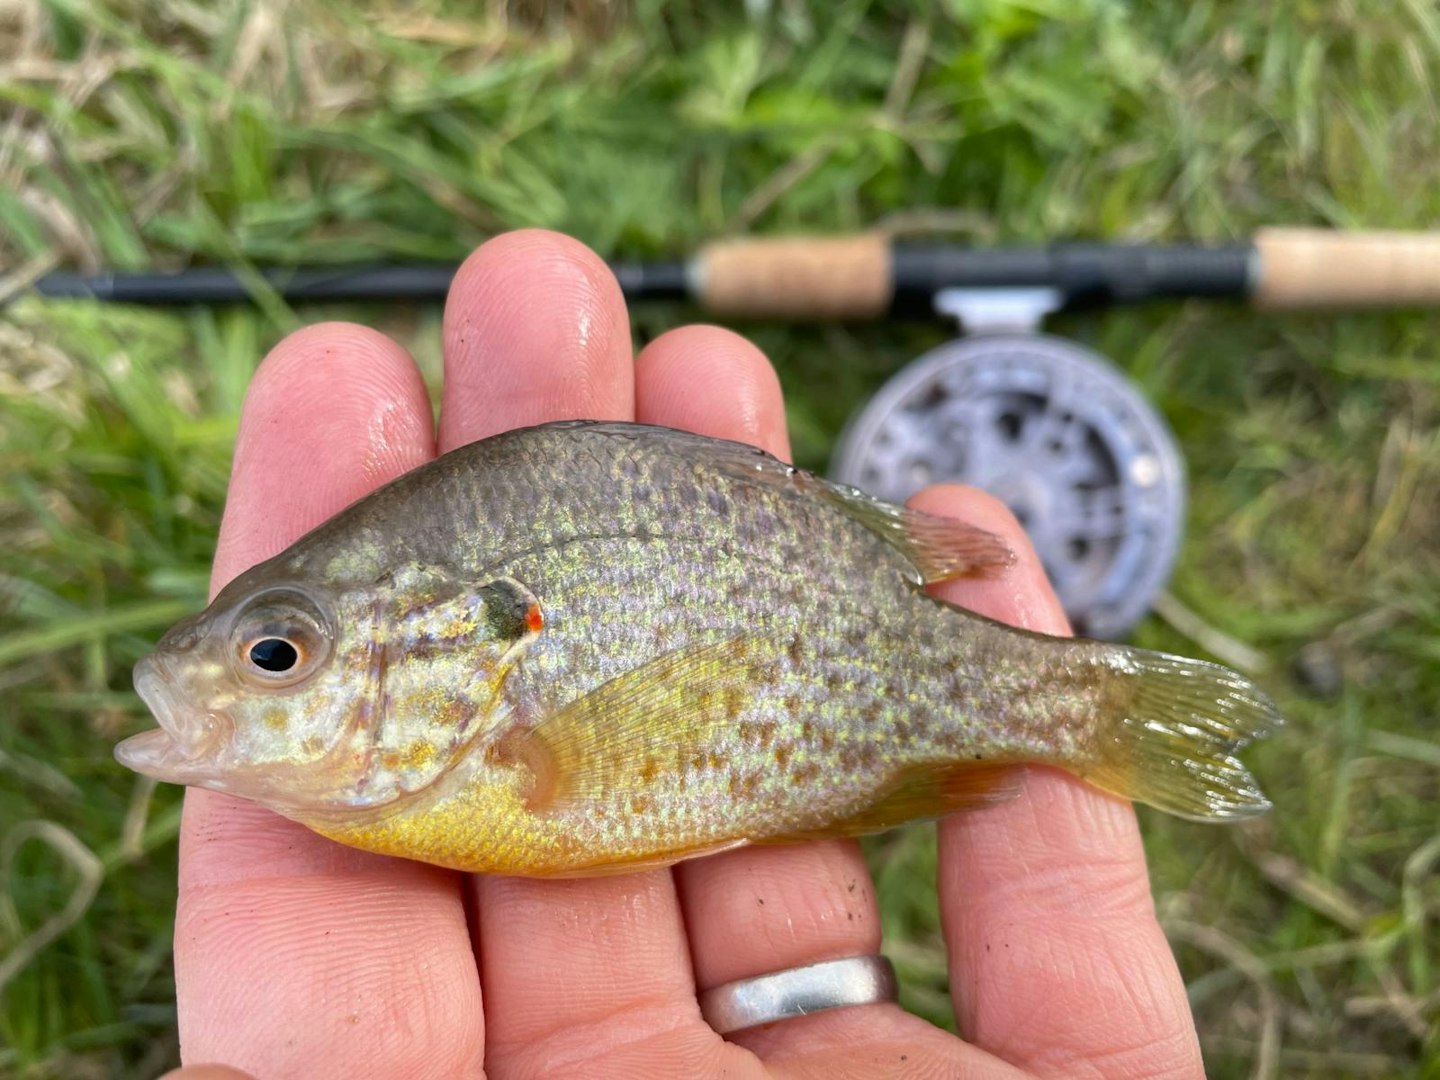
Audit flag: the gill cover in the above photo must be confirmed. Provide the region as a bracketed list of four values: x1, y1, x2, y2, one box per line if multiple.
[343, 565, 543, 808]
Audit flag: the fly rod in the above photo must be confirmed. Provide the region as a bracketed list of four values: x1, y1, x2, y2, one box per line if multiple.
[25, 228, 1440, 316]
[25, 226, 1439, 641]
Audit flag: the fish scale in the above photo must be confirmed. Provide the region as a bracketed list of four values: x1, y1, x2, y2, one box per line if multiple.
[310, 517, 1106, 872]
[479, 540, 1035, 858]
[118, 421, 1282, 877]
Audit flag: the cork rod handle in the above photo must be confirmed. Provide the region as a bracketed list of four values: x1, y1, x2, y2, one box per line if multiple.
[694, 234, 892, 319]
[1253, 227, 1440, 309]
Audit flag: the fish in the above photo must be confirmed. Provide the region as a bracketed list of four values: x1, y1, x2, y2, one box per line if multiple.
[116, 420, 1281, 877]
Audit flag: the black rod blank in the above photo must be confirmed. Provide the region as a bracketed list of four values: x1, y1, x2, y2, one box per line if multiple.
[27, 244, 1255, 316]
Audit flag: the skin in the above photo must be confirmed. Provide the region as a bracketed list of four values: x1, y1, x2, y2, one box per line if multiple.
[164, 229, 1204, 1079]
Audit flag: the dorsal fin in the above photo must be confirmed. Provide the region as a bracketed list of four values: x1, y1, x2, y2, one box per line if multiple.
[811, 483, 1015, 583]
[562, 422, 1015, 583]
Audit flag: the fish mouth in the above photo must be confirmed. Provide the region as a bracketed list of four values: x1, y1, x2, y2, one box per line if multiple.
[116, 655, 225, 782]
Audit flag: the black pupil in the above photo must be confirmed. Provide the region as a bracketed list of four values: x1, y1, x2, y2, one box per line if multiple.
[249, 638, 299, 672]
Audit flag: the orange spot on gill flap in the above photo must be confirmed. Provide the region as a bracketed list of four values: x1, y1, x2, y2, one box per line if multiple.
[526, 602, 544, 634]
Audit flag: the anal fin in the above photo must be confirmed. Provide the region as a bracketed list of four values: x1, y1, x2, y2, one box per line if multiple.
[535, 837, 752, 879]
[757, 762, 1023, 844]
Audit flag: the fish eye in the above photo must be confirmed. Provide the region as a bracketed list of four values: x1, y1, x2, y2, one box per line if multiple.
[247, 637, 301, 673]
[228, 588, 333, 689]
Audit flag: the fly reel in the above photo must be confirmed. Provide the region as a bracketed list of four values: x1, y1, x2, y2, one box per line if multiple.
[830, 331, 1185, 640]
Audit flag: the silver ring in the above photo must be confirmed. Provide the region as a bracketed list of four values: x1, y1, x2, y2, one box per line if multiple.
[698, 955, 899, 1035]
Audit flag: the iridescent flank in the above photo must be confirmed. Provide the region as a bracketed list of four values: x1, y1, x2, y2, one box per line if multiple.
[117, 422, 1281, 877]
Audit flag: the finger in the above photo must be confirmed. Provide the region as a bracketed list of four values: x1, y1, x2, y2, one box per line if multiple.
[176, 324, 485, 1078]
[634, 325, 790, 460]
[639, 329, 874, 996]
[443, 233, 730, 1077]
[915, 485, 1203, 1077]
[209, 326, 436, 589]
[638, 327, 979, 1071]
[438, 228, 632, 449]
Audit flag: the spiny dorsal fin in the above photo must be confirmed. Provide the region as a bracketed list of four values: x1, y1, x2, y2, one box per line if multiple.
[565, 422, 1014, 583]
[499, 636, 756, 811]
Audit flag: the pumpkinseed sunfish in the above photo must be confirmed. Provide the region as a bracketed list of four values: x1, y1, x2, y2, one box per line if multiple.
[116, 421, 1280, 876]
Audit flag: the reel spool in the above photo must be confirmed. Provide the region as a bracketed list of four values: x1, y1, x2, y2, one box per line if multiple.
[830, 332, 1185, 640]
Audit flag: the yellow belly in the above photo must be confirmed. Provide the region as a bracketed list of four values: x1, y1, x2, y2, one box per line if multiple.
[302, 768, 750, 877]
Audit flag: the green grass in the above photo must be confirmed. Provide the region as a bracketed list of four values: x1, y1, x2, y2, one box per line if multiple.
[2, 1, 1438, 1076]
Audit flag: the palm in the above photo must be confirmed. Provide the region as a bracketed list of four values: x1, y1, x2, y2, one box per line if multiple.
[169, 231, 1202, 1079]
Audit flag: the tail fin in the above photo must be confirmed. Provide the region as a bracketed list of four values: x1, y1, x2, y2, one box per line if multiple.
[1080, 649, 1283, 821]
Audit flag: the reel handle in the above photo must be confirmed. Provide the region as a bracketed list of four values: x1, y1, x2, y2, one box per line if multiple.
[1252, 227, 1440, 309]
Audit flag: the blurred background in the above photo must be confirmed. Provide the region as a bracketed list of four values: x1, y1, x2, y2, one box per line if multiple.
[1, 2, 1438, 1076]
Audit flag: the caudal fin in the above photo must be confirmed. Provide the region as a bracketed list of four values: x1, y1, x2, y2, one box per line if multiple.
[1080, 649, 1283, 821]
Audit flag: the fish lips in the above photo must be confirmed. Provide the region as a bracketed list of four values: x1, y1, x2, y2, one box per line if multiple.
[115, 654, 226, 783]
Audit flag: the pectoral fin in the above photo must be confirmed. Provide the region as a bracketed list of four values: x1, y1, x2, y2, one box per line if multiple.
[495, 636, 757, 811]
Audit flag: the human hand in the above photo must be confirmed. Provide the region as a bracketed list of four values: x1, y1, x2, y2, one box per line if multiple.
[165, 230, 1203, 1079]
